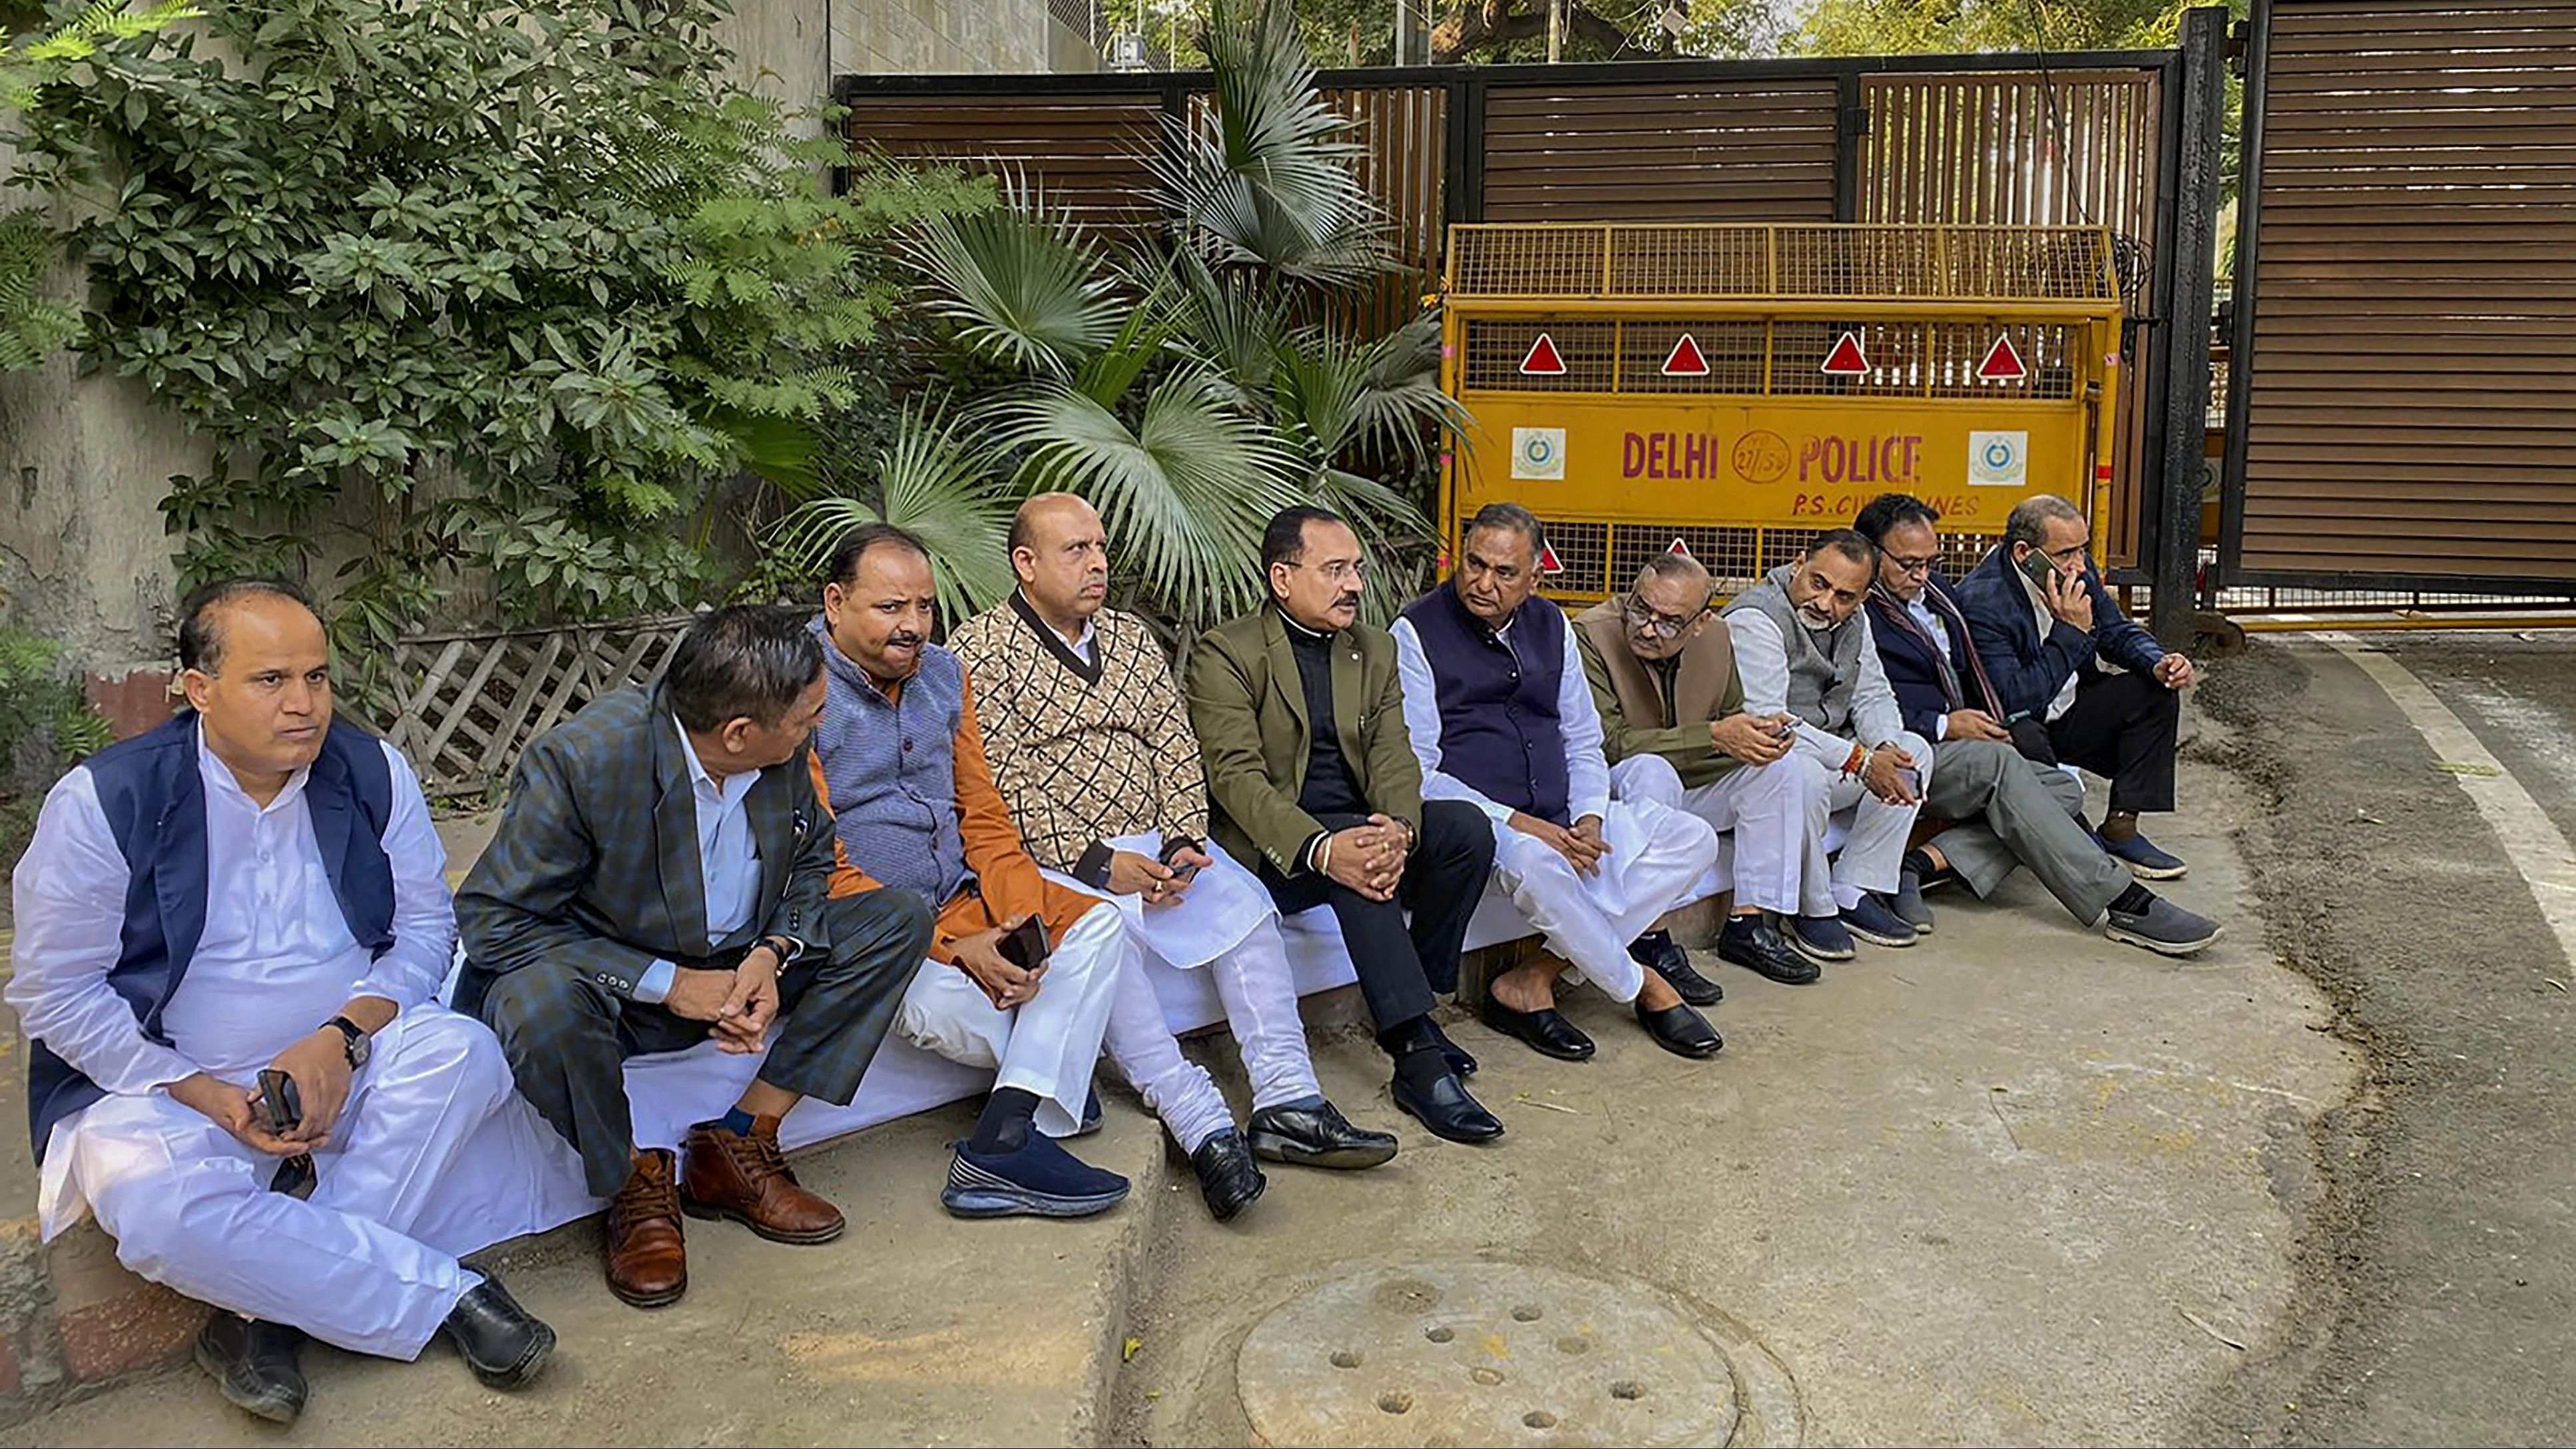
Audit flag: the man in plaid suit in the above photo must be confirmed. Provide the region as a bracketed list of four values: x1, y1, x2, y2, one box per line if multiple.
[455, 606, 934, 1310]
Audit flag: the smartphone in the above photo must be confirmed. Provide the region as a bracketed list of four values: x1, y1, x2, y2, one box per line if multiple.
[2018, 547, 2061, 593]
[1158, 834, 1203, 884]
[997, 915, 1051, 971]
[256, 1069, 302, 1135]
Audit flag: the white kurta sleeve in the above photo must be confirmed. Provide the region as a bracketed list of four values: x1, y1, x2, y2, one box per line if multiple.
[1849, 615, 1910, 749]
[347, 741, 455, 1010]
[1555, 617, 1611, 824]
[4, 770, 202, 1094]
[1390, 617, 1515, 825]
[1726, 610, 1854, 771]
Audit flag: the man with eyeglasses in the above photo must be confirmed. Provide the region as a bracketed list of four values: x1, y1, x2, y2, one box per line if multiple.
[1952, 494, 2200, 881]
[1572, 552, 1833, 988]
[1392, 503, 1723, 1063]
[1858, 494, 2220, 955]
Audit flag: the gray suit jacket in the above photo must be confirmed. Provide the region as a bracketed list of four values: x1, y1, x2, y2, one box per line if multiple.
[451, 683, 834, 1017]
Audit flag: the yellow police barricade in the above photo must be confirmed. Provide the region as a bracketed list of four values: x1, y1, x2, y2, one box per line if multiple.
[1438, 222, 2124, 599]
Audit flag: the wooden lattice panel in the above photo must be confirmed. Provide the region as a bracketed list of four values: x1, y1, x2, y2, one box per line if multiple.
[374, 615, 697, 800]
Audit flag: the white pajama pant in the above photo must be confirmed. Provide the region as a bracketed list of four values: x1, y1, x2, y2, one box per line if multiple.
[1490, 796, 1718, 1003]
[893, 901, 1238, 1153]
[1811, 729, 1931, 914]
[1043, 840, 1322, 1119]
[55, 1006, 545, 1360]
[1612, 752, 1824, 918]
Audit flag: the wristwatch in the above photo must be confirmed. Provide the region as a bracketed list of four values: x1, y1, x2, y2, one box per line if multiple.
[324, 1015, 370, 1070]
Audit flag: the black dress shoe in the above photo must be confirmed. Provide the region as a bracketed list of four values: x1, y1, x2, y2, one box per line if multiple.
[1627, 929, 1689, 976]
[1425, 1018, 1478, 1078]
[194, 1315, 306, 1424]
[1248, 1099, 1399, 1170]
[442, 1275, 557, 1390]
[1390, 1069, 1505, 1144]
[1716, 916, 1821, 985]
[1651, 956, 1724, 1007]
[1635, 999, 1724, 1059]
[1190, 1128, 1268, 1221]
[1479, 998, 1596, 1061]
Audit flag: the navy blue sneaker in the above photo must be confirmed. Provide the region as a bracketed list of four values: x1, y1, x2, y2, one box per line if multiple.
[2098, 829, 2189, 880]
[1841, 894, 1919, 948]
[942, 1135, 1130, 1219]
[1787, 914, 1855, 964]
[1071, 1087, 1103, 1137]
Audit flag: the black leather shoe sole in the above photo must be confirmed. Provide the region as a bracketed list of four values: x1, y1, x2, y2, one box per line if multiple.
[1636, 1002, 1723, 1059]
[682, 1194, 848, 1245]
[194, 1328, 304, 1425]
[1478, 1000, 1596, 1061]
[1250, 1128, 1400, 1171]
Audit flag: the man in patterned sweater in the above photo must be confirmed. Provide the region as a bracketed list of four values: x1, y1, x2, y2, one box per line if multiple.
[949, 495, 1399, 1179]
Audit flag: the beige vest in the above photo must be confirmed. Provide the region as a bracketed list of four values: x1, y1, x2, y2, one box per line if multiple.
[1573, 599, 1742, 730]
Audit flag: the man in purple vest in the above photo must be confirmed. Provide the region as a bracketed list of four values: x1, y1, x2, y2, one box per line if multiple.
[9, 579, 555, 1426]
[1392, 503, 1724, 1063]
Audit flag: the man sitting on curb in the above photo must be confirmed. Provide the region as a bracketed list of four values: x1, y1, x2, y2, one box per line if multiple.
[1186, 505, 1503, 1145]
[1952, 493, 2200, 880]
[1855, 494, 2219, 955]
[1393, 503, 1722, 1062]
[810, 523, 1267, 1222]
[1573, 551, 1831, 987]
[459, 605, 934, 1310]
[1718, 531, 1928, 966]
[13, 579, 555, 1426]
[949, 494, 1398, 1192]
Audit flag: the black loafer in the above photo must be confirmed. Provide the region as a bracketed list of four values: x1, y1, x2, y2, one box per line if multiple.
[1652, 956, 1724, 1007]
[1189, 1128, 1268, 1222]
[441, 1275, 557, 1390]
[1627, 929, 1689, 976]
[1635, 1000, 1724, 1059]
[1391, 1069, 1505, 1144]
[1248, 1099, 1399, 1170]
[1425, 1017, 1478, 1078]
[195, 1315, 306, 1424]
[1717, 917, 1822, 985]
[1479, 999, 1596, 1061]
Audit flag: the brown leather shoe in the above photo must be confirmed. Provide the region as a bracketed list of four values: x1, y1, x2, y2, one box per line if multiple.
[605, 1149, 687, 1308]
[680, 1115, 846, 1245]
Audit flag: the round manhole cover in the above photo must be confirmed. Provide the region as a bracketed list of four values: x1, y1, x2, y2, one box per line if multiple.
[1236, 1261, 1801, 1446]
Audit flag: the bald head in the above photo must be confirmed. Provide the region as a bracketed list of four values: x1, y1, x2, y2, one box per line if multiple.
[1011, 491, 1111, 631]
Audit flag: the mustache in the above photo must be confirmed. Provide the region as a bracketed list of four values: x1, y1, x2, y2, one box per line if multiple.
[886, 632, 923, 648]
[1333, 591, 1361, 608]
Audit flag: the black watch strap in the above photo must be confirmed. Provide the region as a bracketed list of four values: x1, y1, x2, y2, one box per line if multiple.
[326, 1015, 366, 1063]
[1073, 840, 1117, 890]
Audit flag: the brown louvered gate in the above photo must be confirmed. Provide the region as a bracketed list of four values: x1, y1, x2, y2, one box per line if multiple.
[2225, 0, 2576, 588]
[1477, 78, 1842, 222]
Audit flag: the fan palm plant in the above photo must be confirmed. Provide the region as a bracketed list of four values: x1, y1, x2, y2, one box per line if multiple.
[772, 0, 1451, 635]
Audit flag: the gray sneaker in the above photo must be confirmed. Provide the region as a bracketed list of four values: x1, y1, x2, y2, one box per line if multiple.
[2104, 894, 2221, 956]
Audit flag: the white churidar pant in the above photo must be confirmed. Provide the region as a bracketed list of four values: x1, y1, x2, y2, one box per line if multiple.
[1489, 794, 1718, 1002]
[1808, 729, 1932, 914]
[54, 1006, 561, 1360]
[1042, 836, 1321, 1118]
[1610, 752, 1830, 917]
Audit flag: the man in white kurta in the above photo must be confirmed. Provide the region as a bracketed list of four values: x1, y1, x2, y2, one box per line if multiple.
[1391, 504, 1723, 1063]
[1719, 533, 1932, 965]
[7, 581, 562, 1424]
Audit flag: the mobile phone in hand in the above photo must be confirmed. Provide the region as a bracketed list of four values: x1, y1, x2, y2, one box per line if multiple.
[2019, 548, 2060, 593]
[1158, 835, 1203, 884]
[256, 1069, 302, 1135]
[996, 915, 1051, 971]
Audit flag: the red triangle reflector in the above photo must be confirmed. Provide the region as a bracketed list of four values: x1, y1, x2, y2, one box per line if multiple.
[1977, 333, 2028, 382]
[1820, 330, 1869, 376]
[1519, 334, 1567, 376]
[1538, 542, 1565, 575]
[1667, 537, 1694, 557]
[1661, 333, 1710, 376]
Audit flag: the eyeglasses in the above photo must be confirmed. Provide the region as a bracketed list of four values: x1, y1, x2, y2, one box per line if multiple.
[1623, 596, 1708, 639]
[1886, 554, 1936, 578]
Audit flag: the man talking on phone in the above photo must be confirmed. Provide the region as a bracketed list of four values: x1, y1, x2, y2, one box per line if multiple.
[1719, 529, 1930, 965]
[807, 524, 1262, 1223]
[949, 495, 1398, 1203]
[1857, 494, 2219, 955]
[1952, 494, 2199, 880]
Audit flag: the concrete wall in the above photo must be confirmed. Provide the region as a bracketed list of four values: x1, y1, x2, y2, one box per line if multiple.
[831, 0, 1084, 75]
